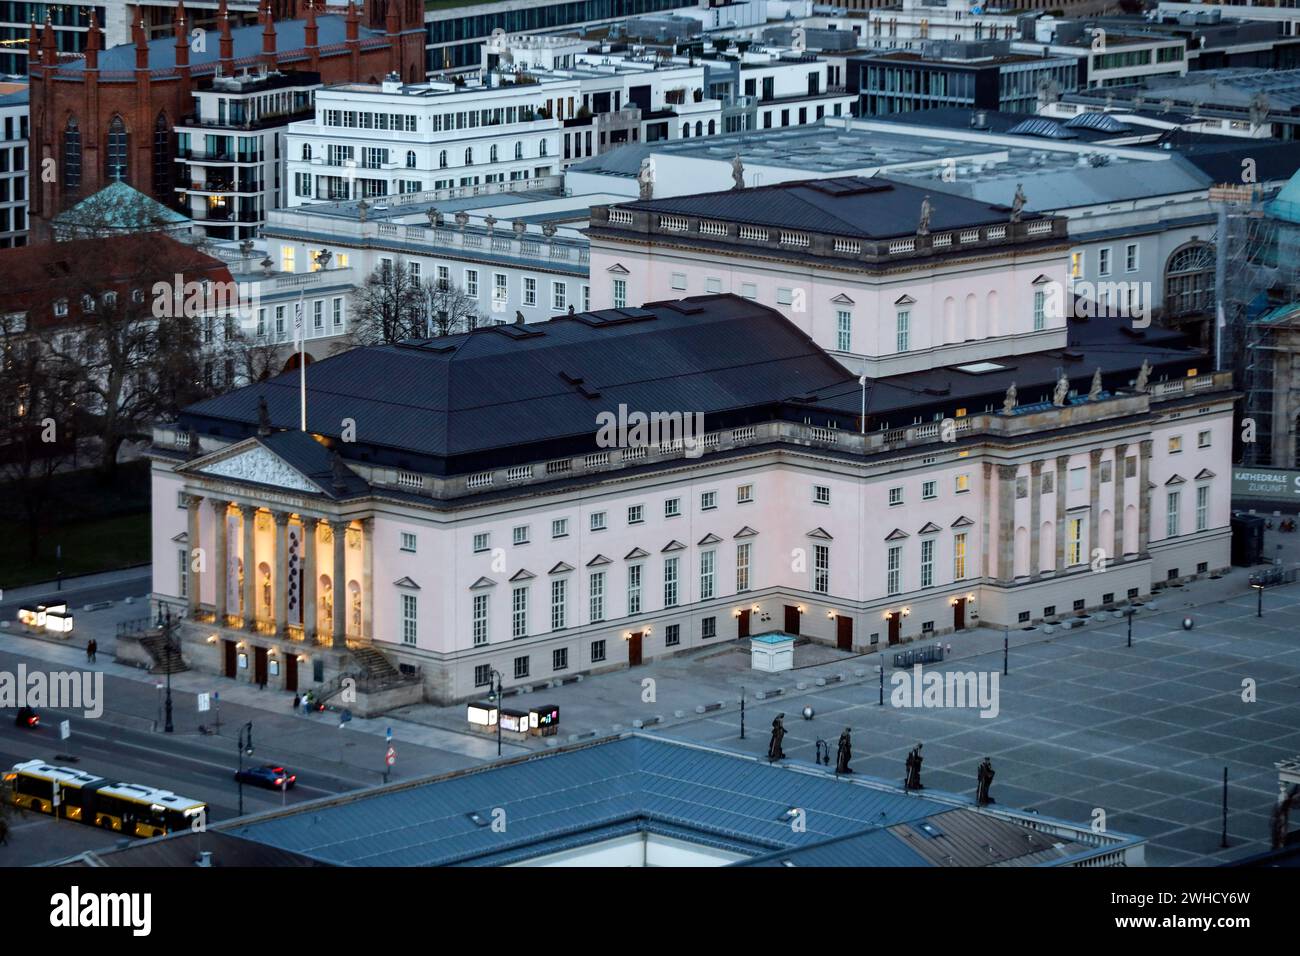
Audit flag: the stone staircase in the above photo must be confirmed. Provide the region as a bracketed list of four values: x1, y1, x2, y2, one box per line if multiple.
[348, 645, 400, 684]
[140, 632, 189, 675]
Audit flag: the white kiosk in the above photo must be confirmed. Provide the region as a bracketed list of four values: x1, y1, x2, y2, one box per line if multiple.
[750, 632, 795, 672]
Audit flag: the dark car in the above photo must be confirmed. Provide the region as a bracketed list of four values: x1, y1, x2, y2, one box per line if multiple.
[14, 706, 39, 728]
[234, 764, 297, 789]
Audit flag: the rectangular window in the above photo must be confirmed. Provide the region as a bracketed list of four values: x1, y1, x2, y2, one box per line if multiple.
[551, 578, 567, 631]
[736, 542, 752, 592]
[512, 525, 529, 546]
[922, 480, 937, 500]
[1167, 491, 1181, 538]
[513, 655, 529, 679]
[896, 310, 910, 352]
[1068, 517, 1084, 565]
[178, 549, 188, 598]
[671, 273, 687, 291]
[281, 245, 296, 273]
[737, 484, 754, 504]
[612, 278, 627, 309]
[921, 538, 934, 588]
[887, 546, 901, 596]
[664, 557, 679, 607]
[1197, 430, 1211, 449]
[523, 276, 537, 307]
[955, 474, 970, 494]
[813, 544, 829, 594]
[333, 298, 344, 328]
[1196, 484, 1209, 532]
[590, 571, 606, 622]
[474, 664, 491, 687]
[493, 273, 507, 307]
[1125, 243, 1139, 273]
[1098, 247, 1112, 277]
[700, 550, 716, 600]
[627, 564, 643, 615]
[836, 310, 852, 352]
[551, 518, 568, 538]
[665, 623, 680, 647]
[473, 532, 490, 553]
[465, 269, 479, 298]
[740, 282, 757, 300]
[888, 487, 903, 507]
[1070, 467, 1085, 491]
[814, 485, 831, 505]
[664, 497, 681, 518]
[954, 533, 967, 580]
[777, 287, 793, 306]
[472, 593, 488, 646]
[1033, 290, 1046, 331]
[705, 277, 722, 294]
[1125, 456, 1137, 478]
[401, 594, 417, 645]
[313, 299, 324, 331]
[701, 617, 716, 640]
[1169, 435, 1183, 454]
[700, 491, 717, 511]
[628, 505, 644, 525]
[1100, 461, 1113, 483]
[590, 511, 607, 532]
[553, 647, 568, 671]
[512, 586, 529, 638]
[591, 639, 606, 663]
[399, 531, 417, 553]
[552, 281, 567, 311]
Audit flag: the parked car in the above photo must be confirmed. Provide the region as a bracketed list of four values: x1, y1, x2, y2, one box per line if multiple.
[234, 764, 297, 789]
[14, 706, 39, 728]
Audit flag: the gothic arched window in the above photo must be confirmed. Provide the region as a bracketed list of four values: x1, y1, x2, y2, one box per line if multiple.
[152, 113, 172, 197]
[106, 115, 128, 182]
[63, 117, 81, 190]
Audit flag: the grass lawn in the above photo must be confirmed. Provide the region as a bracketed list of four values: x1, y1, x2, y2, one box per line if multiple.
[0, 512, 151, 591]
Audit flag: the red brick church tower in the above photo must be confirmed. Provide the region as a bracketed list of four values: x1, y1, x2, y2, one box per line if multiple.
[27, 0, 427, 239]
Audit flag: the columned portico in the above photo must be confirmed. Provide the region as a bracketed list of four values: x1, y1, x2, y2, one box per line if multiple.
[1054, 455, 1070, 573]
[302, 516, 319, 643]
[1089, 449, 1103, 565]
[211, 498, 229, 625]
[1138, 439, 1154, 556]
[185, 494, 202, 615]
[240, 504, 257, 630]
[1114, 442, 1129, 560]
[330, 519, 348, 649]
[997, 464, 1017, 584]
[273, 510, 290, 636]
[1029, 460, 1043, 577]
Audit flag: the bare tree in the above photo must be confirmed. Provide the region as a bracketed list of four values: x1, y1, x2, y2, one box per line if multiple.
[337, 260, 424, 350]
[418, 278, 484, 337]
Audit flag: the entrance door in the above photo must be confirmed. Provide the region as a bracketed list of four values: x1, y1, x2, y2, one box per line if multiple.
[254, 646, 268, 686]
[284, 653, 298, 693]
[887, 613, 901, 646]
[223, 639, 237, 678]
[836, 615, 853, 651]
[784, 605, 801, 636]
[737, 610, 751, 639]
[953, 597, 966, 632]
[628, 632, 643, 667]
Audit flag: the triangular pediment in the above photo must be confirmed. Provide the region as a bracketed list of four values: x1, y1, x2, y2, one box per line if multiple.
[662, 540, 687, 553]
[606, 262, 630, 274]
[393, 576, 420, 590]
[951, 515, 974, 528]
[1195, 468, 1215, 480]
[894, 294, 916, 306]
[509, 569, 536, 582]
[697, 533, 722, 545]
[884, 528, 909, 540]
[734, 526, 758, 538]
[185, 440, 320, 494]
[807, 527, 833, 540]
[625, 547, 650, 560]
[469, 576, 496, 590]
[1032, 274, 1053, 285]
[918, 522, 941, 534]
[1165, 473, 1186, 485]
[586, 554, 612, 567]
[549, 561, 575, 574]
[830, 293, 855, 305]
[171, 531, 189, 543]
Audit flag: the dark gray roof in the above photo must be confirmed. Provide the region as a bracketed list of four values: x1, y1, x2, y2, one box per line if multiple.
[57, 830, 328, 867]
[616, 176, 1033, 240]
[222, 735, 1126, 867]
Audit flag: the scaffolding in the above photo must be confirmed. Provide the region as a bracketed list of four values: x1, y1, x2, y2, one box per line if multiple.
[1214, 180, 1300, 468]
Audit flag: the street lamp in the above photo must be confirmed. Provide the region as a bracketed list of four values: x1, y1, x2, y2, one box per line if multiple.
[487, 669, 504, 757]
[1123, 606, 1137, 648]
[156, 606, 175, 733]
[1251, 581, 1264, 618]
[236, 721, 254, 816]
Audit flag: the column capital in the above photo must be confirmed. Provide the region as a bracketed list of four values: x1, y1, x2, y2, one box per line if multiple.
[1139, 439, 1154, 454]
[1030, 459, 1044, 475]
[183, 492, 203, 510]
[272, 509, 291, 526]
[1089, 448, 1104, 464]
[997, 463, 1019, 481]
[1055, 454, 1071, 469]
[1114, 441, 1129, 456]
[239, 503, 258, 518]
[208, 497, 229, 516]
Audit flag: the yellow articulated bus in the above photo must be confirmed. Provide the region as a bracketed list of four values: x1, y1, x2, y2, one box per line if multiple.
[4, 759, 207, 838]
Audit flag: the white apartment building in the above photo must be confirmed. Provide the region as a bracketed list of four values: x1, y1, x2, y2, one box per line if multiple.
[0, 84, 28, 248]
[284, 73, 571, 207]
[1014, 19, 1189, 89]
[176, 69, 320, 242]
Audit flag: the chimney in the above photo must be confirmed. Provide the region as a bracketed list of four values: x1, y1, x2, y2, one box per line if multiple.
[261, 1, 278, 72]
[305, 0, 320, 68]
[218, 0, 234, 71]
[174, 0, 190, 75]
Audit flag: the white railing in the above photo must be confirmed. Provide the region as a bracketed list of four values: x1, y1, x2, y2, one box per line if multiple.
[959, 229, 980, 243]
[623, 447, 647, 461]
[932, 233, 952, 247]
[609, 209, 633, 225]
[1026, 220, 1053, 235]
[506, 465, 534, 483]
[810, 427, 838, 444]
[779, 231, 810, 247]
[466, 472, 493, 490]
[986, 225, 1007, 240]
[701, 220, 729, 237]
[659, 215, 690, 232]
[584, 451, 610, 468]
[834, 238, 860, 254]
[545, 458, 572, 475]
[396, 471, 423, 489]
[889, 239, 916, 254]
[732, 426, 756, 442]
[739, 225, 768, 241]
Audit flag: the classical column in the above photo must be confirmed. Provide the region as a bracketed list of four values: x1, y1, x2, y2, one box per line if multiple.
[210, 499, 228, 626]
[330, 519, 348, 649]
[273, 511, 290, 636]
[980, 462, 993, 580]
[1089, 449, 1103, 566]
[302, 517, 318, 642]
[997, 464, 1017, 583]
[1114, 442, 1129, 560]
[185, 494, 202, 615]
[1054, 455, 1070, 573]
[362, 518, 374, 642]
[241, 505, 257, 630]
[1029, 460, 1044, 577]
[1138, 439, 1154, 555]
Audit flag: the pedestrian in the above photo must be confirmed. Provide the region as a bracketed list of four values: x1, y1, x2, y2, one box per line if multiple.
[85, 641, 92, 663]
[89, 639, 97, 663]
[292, 693, 301, 711]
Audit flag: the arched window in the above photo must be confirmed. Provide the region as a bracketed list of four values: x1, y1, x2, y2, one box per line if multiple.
[489, 144, 498, 163]
[539, 139, 547, 157]
[695, 121, 702, 137]
[106, 116, 128, 182]
[707, 120, 715, 135]
[682, 124, 689, 138]
[438, 150, 447, 168]
[1164, 243, 1215, 318]
[152, 113, 172, 198]
[62, 117, 81, 190]
[464, 147, 474, 166]
[406, 150, 416, 168]
[514, 141, 523, 160]
[302, 143, 312, 161]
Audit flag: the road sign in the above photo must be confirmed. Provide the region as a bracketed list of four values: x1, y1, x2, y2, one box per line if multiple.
[386, 726, 393, 742]
[59, 720, 70, 740]
[386, 747, 396, 766]
[197, 693, 210, 713]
